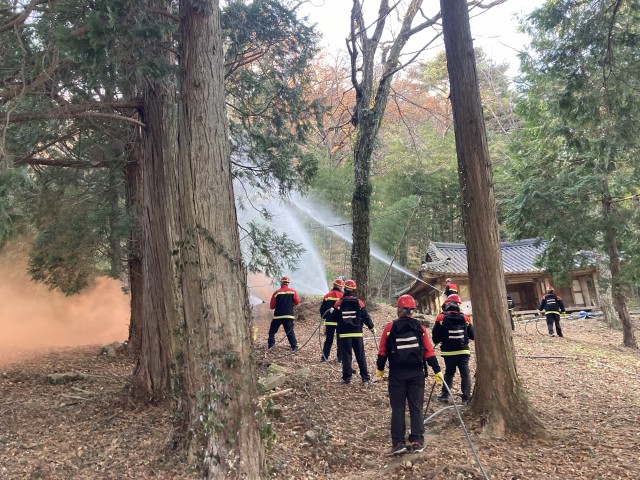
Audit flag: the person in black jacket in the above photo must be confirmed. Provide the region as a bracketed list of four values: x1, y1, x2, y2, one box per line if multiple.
[539, 286, 566, 337]
[432, 294, 474, 404]
[332, 279, 375, 384]
[319, 278, 345, 362]
[268, 276, 301, 351]
[375, 295, 443, 455]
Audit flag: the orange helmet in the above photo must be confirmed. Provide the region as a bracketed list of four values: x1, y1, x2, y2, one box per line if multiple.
[445, 294, 462, 304]
[344, 279, 357, 290]
[397, 294, 417, 309]
[280, 276, 290, 284]
[333, 278, 345, 288]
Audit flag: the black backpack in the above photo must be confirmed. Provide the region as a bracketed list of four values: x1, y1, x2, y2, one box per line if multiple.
[338, 297, 362, 328]
[507, 295, 515, 309]
[545, 294, 558, 310]
[388, 317, 424, 367]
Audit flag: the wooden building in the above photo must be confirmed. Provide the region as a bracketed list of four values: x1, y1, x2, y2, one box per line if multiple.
[406, 239, 599, 315]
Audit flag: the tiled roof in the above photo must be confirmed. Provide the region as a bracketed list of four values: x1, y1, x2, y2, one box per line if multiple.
[423, 238, 546, 276]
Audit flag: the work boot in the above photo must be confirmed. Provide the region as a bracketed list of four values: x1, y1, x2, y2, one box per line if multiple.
[341, 379, 351, 385]
[408, 442, 424, 453]
[436, 394, 449, 403]
[291, 345, 299, 351]
[387, 444, 407, 456]
[549, 333, 556, 337]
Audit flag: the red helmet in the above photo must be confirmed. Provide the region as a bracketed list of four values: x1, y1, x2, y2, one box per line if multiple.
[333, 278, 345, 288]
[445, 294, 462, 304]
[344, 279, 357, 290]
[397, 294, 417, 309]
[280, 276, 290, 284]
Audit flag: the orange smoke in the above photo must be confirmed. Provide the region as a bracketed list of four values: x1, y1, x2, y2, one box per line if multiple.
[0, 253, 130, 367]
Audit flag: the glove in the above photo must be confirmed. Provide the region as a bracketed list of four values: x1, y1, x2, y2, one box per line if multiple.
[433, 372, 444, 385]
[561, 312, 567, 318]
[375, 369, 384, 379]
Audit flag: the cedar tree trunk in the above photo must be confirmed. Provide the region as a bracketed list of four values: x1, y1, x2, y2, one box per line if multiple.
[173, 0, 263, 476]
[602, 179, 637, 349]
[440, 0, 543, 435]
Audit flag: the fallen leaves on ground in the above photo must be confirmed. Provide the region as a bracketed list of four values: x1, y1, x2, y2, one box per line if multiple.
[1, 298, 639, 479]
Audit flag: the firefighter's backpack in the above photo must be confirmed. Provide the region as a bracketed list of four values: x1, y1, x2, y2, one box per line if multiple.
[388, 317, 424, 366]
[338, 297, 362, 329]
[545, 294, 558, 310]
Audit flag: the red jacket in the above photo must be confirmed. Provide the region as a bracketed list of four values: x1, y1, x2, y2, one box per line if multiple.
[270, 285, 301, 320]
[377, 316, 437, 360]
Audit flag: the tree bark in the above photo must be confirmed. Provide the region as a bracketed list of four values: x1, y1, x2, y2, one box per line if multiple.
[601, 179, 637, 349]
[173, 0, 263, 476]
[129, 69, 177, 402]
[125, 137, 144, 354]
[440, 0, 543, 435]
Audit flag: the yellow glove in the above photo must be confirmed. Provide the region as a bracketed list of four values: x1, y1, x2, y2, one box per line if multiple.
[433, 372, 444, 385]
[561, 312, 567, 318]
[375, 369, 384, 379]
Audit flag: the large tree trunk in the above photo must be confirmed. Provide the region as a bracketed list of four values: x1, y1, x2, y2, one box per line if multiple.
[595, 253, 619, 328]
[172, 1, 263, 476]
[129, 73, 177, 401]
[351, 113, 377, 302]
[440, 0, 543, 435]
[602, 180, 637, 349]
[125, 136, 144, 354]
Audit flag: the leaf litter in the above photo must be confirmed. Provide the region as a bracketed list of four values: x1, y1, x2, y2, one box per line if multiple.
[1, 298, 639, 479]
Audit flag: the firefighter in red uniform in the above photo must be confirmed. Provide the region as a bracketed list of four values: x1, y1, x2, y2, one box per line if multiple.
[319, 278, 345, 362]
[432, 294, 474, 404]
[268, 276, 301, 351]
[539, 286, 566, 337]
[375, 294, 443, 455]
[332, 279, 375, 384]
[443, 278, 458, 297]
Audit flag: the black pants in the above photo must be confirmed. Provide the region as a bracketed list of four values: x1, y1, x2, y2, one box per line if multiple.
[267, 318, 297, 349]
[388, 369, 425, 446]
[441, 355, 471, 400]
[322, 324, 341, 361]
[339, 336, 370, 382]
[509, 309, 515, 331]
[546, 313, 563, 336]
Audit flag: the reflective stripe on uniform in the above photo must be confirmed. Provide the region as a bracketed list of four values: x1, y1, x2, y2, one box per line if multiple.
[275, 291, 296, 296]
[274, 315, 295, 320]
[338, 332, 363, 338]
[449, 328, 465, 340]
[543, 310, 561, 315]
[323, 321, 338, 326]
[396, 337, 419, 349]
[441, 349, 470, 356]
[324, 296, 340, 301]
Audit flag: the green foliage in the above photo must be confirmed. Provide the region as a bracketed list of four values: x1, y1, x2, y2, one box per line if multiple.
[506, 0, 640, 285]
[1, 0, 322, 292]
[224, 0, 322, 195]
[0, 169, 32, 246]
[25, 165, 129, 294]
[242, 221, 305, 280]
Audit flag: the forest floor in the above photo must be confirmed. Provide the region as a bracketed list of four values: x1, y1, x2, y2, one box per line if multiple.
[1, 298, 639, 479]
